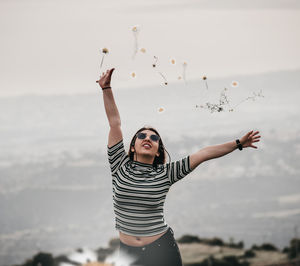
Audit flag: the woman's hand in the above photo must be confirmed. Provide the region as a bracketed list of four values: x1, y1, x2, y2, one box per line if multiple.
[240, 130, 261, 149]
[96, 68, 115, 89]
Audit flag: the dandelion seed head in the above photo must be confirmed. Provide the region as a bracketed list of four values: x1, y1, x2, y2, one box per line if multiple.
[130, 72, 136, 78]
[158, 107, 165, 113]
[178, 76, 182, 80]
[164, 82, 168, 85]
[170, 58, 176, 65]
[140, 48, 146, 53]
[132, 25, 140, 32]
[231, 81, 239, 88]
[152, 64, 156, 68]
[202, 76, 207, 80]
[101, 48, 109, 54]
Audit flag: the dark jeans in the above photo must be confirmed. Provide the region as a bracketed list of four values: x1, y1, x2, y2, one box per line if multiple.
[118, 227, 182, 266]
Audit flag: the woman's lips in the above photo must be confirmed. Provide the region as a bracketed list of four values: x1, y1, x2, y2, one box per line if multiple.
[142, 143, 152, 149]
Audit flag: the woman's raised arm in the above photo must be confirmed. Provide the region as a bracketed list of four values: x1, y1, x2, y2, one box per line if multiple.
[189, 130, 261, 170]
[97, 68, 123, 147]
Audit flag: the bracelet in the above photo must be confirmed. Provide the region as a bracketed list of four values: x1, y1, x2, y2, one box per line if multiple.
[236, 139, 243, 151]
[102, 86, 111, 90]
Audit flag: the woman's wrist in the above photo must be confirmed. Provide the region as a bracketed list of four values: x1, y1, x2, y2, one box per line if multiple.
[102, 86, 111, 90]
[95, 80, 112, 90]
[235, 139, 243, 150]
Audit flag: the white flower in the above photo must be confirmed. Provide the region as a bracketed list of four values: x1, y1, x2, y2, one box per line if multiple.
[131, 25, 140, 33]
[130, 71, 137, 78]
[140, 47, 146, 53]
[170, 58, 176, 65]
[101, 47, 109, 54]
[157, 107, 165, 113]
[231, 81, 239, 88]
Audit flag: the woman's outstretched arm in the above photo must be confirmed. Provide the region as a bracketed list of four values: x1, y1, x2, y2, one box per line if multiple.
[97, 68, 123, 147]
[189, 130, 261, 170]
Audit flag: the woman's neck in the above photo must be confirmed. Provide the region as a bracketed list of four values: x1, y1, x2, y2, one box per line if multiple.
[133, 154, 154, 165]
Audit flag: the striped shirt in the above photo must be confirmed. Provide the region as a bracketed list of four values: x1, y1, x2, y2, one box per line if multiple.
[107, 139, 194, 236]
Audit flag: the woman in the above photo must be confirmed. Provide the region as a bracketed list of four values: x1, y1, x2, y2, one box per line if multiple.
[97, 68, 261, 266]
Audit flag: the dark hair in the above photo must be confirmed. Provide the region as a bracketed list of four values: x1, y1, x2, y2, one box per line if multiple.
[128, 126, 167, 168]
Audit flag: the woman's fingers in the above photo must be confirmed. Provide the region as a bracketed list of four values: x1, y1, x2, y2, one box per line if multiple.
[108, 68, 115, 77]
[251, 131, 259, 137]
[99, 68, 114, 78]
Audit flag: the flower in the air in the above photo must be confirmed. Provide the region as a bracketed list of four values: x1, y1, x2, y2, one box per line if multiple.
[131, 25, 140, 59]
[102, 47, 109, 54]
[130, 71, 136, 78]
[231, 81, 239, 88]
[158, 72, 168, 85]
[132, 25, 140, 33]
[157, 107, 165, 113]
[202, 76, 208, 89]
[99, 47, 109, 69]
[182, 61, 187, 84]
[152, 56, 158, 68]
[140, 48, 146, 53]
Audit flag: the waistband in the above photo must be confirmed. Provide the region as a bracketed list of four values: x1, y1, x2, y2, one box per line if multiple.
[119, 227, 175, 250]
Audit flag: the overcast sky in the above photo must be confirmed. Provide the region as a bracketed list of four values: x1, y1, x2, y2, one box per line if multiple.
[0, 0, 300, 97]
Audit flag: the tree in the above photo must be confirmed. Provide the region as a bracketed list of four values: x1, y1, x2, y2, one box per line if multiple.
[32, 252, 54, 266]
[288, 238, 300, 259]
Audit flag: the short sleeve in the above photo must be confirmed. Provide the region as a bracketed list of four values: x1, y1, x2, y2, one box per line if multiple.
[107, 139, 127, 175]
[167, 156, 193, 185]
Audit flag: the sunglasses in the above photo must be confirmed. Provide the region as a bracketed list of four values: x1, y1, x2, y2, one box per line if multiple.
[136, 132, 160, 142]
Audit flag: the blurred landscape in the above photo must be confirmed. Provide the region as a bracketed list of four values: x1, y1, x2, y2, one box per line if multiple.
[1, 70, 300, 266]
[8, 234, 300, 266]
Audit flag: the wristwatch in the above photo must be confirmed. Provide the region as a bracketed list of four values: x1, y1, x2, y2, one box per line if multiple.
[236, 139, 243, 150]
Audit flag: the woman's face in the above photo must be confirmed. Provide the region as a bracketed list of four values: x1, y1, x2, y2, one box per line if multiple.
[131, 129, 160, 159]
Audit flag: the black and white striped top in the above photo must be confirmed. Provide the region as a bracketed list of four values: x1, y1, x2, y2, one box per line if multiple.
[107, 139, 194, 236]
